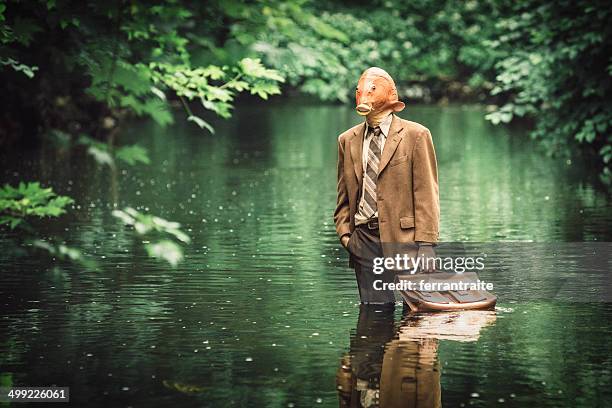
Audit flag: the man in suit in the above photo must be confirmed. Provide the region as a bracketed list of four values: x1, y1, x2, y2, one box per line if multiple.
[334, 67, 440, 304]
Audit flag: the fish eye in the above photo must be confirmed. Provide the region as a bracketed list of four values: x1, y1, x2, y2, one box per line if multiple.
[372, 85, 376, 90]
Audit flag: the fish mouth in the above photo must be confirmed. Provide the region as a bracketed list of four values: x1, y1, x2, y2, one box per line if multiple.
[356, 103, 372, 116]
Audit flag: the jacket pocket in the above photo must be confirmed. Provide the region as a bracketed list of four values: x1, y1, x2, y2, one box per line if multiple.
[400, 216, 415, 229]
[345, 231, 356, 254]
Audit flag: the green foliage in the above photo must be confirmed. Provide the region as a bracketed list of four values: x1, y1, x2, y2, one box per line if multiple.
[77, 135, 116, 166]
[86, 145, 114, 167]
[0, 0, 284, 136]
[148, 57, 283, 133]
[115, 144, 151, 165]
[0, 57, 37, 77]
[0, 0, 609, 179]
[0, 182, 74, 229]
[112, 207, 190, 266]
[0, 181, 93, 268]
[45, 129, 72, 147]
[250, 0, 504, 102]
[144, 240, 184, 268]
[187, 115, 215, 134]
[30, 239, 97, 270]
[31, 239, 81, 260]
[485, 0, 612, 182]
[251, 9, 368, 102]
[78, 135, 150, 167]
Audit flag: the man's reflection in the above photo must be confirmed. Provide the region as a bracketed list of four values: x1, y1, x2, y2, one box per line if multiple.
[337, 305, 397, 407]
[337, 305, 496, 407]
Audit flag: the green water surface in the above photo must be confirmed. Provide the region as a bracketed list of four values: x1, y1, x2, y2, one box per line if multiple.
[1, 104, 611, 407]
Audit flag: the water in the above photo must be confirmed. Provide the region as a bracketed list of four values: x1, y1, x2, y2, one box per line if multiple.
[1, 103, 611, 407]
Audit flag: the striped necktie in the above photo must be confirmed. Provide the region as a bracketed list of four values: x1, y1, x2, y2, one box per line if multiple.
[361, 126, 382, 219]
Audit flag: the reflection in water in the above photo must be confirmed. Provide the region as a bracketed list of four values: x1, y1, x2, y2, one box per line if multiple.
[337, 306, 496, 407]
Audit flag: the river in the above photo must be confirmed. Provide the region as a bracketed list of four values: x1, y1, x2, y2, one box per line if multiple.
[1, 103, 611, 407]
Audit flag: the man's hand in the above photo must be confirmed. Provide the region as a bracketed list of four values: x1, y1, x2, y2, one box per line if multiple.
[417, 243, 436, 273]
[341, 234, 351, 248]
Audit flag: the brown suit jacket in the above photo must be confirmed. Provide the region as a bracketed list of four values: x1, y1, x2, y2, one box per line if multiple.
[334, 114, 439, 258]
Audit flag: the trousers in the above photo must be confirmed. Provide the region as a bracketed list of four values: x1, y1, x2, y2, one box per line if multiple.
[347, 224, 396, 304]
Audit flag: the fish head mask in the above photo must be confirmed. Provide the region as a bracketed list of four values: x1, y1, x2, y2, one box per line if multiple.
[355, 67, 405, 125]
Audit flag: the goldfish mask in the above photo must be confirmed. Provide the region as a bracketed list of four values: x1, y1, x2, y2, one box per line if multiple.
[355, 67, 405, 125]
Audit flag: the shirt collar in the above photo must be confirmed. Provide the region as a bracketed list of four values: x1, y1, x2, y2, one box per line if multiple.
[365, 113, 393, 138]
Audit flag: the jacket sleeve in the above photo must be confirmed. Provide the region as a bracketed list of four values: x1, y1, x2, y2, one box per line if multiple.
[334, 136, 352, 239]
[412, 129, 440, 243]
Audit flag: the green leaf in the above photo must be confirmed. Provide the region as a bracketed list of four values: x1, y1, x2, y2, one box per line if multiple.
[112, 209, 135, 226]
[249, 81, 281, 99]
[1, 58, 39, 78]
[239, 58, 285, 82]
[201, 65, 225, 80]
[115, 144, 151, 166]
[0, 182, 74, 230]
[87, 146, 114, 167]
[113, 63, 152, 96]
[31, 239, 98, 270]
[142, 99, 174, 126]
[145, 240, 184, 267]
[151, 86, 166, 100]
[10, 218, 21, 229]
[113, 207, 190, 265]
[187, 115, 215, 134]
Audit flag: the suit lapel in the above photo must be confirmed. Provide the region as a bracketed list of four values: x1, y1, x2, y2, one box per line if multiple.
[350, 122, 366, 185]
[378, 115, 404, 173]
